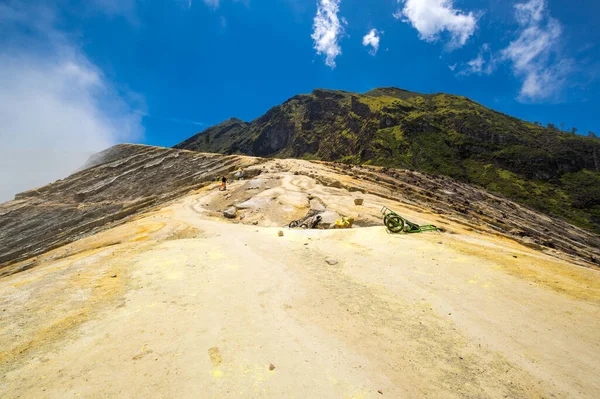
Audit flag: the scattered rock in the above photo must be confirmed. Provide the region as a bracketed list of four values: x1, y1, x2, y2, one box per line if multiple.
[354, 198, 364, 206]
[236, 198, 267, 210]
[377, 390, 383, 395]
[223, 207, 237, 219]
[269, 363, 276, 371]
[319, 211, 342, 228]
[513, 255, 518, 259]
[348, 186, 364, 193]
[327, 180, 344, 189]
[309, 199, 326, 212]
[111, 274, 117, 278]
[278, 230, 284, 237]
[208, 347, 222, 367]
[246, 178, 266, 190]
[325, 258, 338, 265]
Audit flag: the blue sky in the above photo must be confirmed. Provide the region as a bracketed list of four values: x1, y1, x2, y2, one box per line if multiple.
[0, 0, 599, 200]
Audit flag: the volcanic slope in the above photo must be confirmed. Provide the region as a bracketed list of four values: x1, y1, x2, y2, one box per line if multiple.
[1, 144, 600, 398]
[175, 87, 600, 234]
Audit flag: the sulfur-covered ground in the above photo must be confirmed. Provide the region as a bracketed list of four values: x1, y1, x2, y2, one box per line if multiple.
[1, 166, 599, 398]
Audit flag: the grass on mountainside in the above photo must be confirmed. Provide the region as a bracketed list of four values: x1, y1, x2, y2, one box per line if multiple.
[175, 88, 600, 234]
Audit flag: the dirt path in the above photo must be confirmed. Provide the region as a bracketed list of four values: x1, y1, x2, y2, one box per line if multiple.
[1, 184, 600, 398]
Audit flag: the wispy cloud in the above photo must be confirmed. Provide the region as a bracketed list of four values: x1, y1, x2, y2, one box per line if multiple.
[362, 29, 382, 56]
[501, 0, 572, 102]
[89, 0, 138, 23]
[312, 0, 346, 68]
[203, 0, 220, 9]
[394, 0, 478, 49]
[0, 2, 143, 203]
[138, 112, 205, 126]
[459, 43, 495, 76]
[91, 0, 136, 15]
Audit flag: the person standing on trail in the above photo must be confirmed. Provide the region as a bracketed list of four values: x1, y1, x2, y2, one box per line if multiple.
[219, 176, 227, 191]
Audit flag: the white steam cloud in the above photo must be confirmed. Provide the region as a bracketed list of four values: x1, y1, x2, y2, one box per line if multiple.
[0, 2, 143, 203]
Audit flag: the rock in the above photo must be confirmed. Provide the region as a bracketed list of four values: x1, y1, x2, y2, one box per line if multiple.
[269, 363, 276, 371]
[278, 230, 284, 237]
[319, 211, 342, 228]
[327, 180, 344, 189]
[309, 199, 326, 212]
[233, 169, 245, 179]
[325, 258, 338, 265]
[223, 207, 237, 219]
[348, 186, 365, 193]
[246, 178, 265, 190]
[354, 198, 364, 206]
[208, 347, 222, 367]
[111, 274, 117, 278]
[236, 198, 267, 210]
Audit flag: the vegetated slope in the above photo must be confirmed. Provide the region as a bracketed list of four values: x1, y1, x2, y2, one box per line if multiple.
[175, 87, 600, 233]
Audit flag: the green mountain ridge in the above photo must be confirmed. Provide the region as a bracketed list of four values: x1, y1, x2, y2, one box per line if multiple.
[174, 87, 600, 233]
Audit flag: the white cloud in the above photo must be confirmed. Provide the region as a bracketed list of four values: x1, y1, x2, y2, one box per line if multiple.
[394, 0, 478, 49]
[312, 0, 346, 68]
[460, 43, 495, 75]
[501, 0, 571, 101]
[467, 54, 485, 73]
[203, 0, 220, 9]
[0, 2, 143, 203]
[362, 29, 382, 56]
[90, 0, 136, 17]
